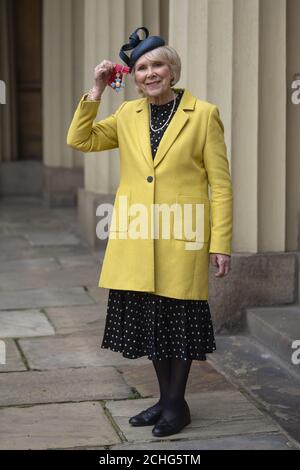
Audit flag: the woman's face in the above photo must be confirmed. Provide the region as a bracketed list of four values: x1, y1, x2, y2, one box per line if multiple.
[134, 56, 173, 97]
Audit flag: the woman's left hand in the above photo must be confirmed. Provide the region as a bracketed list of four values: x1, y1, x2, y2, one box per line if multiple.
[210, 253, 231, 277]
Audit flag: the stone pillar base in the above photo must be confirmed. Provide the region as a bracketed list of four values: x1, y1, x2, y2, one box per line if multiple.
[209, 252, 298, 333]
[43, 166, 83, 207]
[78, 187, 114, 251]
[0, 161, 43, 197]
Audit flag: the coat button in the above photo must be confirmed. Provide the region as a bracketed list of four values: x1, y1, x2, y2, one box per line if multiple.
[147, 176, 153, 182]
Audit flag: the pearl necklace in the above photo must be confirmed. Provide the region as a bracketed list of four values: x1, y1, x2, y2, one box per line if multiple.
[149, 91, 177, 133]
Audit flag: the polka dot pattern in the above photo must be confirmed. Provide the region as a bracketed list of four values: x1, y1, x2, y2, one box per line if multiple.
[101, 289, 217, 361]
[149, 89, 184, 158]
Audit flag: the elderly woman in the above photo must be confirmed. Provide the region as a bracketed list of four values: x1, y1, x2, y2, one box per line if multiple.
[67, 27, 233, 438]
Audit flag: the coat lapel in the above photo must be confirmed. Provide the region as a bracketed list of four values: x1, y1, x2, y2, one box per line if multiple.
[135, 88, 196, 168]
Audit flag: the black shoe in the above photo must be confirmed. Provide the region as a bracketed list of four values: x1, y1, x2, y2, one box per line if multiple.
[129, 404, 163, 426]
[152, 402, 191, 437]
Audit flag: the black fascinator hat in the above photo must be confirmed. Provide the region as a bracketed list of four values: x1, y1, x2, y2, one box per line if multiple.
[119, 27, 165, 71]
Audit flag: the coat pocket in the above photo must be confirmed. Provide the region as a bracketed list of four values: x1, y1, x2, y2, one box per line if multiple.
[173, 194, 210, 242]
[109, 188, 131, 233]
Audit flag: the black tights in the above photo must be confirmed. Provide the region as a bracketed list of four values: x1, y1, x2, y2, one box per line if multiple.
[152, 358, 192, 420]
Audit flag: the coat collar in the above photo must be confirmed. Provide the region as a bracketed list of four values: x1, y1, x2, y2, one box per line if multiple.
[134, 88, 196, 168]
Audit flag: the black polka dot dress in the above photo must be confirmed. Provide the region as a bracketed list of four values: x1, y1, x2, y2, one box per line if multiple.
[149, 89, 184, 157]
[100, 90, 217, 361]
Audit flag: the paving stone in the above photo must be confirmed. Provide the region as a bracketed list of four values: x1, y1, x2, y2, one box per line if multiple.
[57, 255, 99, 268]
[0, 287, 95, 310]
[86, 286, 109, 304]
[0, 265, 100, 291]
[0, 310, 55, 338]
[88, 249, 105, 262]
[0, 235, 29, 250]
[18, 332, 149, 370]
[119, 360, 235, 398]
[0, 366, 132, 406]
[57, 445, 107, 450]
[112, 433, 296, 450]
[0, 196, 45, 209]
[25, 231, 81, 246]
[0, 245, 92, 262]
[45, 304, 107, 335]
[0, 402, 121, 449]
[105, 391, 280, 442]
[0, 339, 27, 373]
[0, 220, 65, 235]
[0, 257, 60, 273]
[50, 207, 78, 220]
[0, 211, 43, 223]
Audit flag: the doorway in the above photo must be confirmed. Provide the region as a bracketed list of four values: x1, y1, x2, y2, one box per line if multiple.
[13, 0, 42, 161]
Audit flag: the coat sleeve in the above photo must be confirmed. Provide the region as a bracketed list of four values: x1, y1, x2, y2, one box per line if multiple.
[66, 93, 127, 152]
[203, 105, 233, 256]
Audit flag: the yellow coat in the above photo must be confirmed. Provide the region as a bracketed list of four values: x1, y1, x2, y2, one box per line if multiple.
[67, 87, 233, 300]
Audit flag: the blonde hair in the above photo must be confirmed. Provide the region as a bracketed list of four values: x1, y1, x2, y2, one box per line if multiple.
[131, 45, 181, 96]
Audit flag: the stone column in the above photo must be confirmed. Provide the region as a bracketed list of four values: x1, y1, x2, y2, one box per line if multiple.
[286, 0, 300, 251]
[257, 0, 286, 252]
[43, 0, 84, 206]
[169, 0, 234, 234]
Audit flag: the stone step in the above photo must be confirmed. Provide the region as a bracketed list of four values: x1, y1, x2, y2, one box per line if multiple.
[246, 304, 300, 377]
[208, 334, 300, 447]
